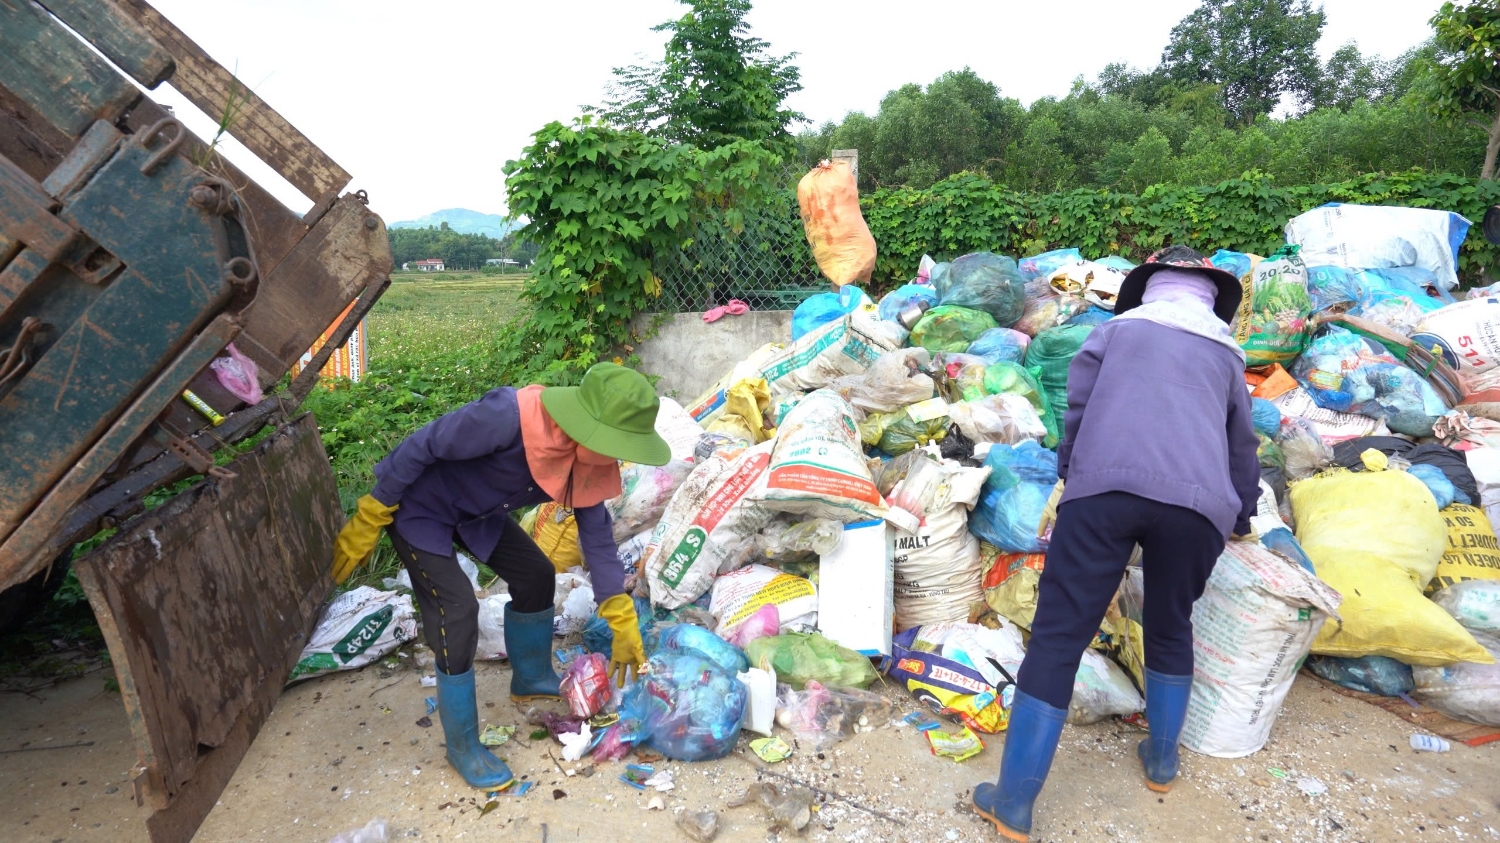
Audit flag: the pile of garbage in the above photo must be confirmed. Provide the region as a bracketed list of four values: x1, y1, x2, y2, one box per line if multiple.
[308, 201, 1500, 792]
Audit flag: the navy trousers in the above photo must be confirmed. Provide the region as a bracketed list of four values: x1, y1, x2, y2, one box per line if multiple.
[1015, 491, 1226, 710]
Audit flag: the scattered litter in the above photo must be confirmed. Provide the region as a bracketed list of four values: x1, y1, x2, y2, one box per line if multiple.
[424, 697, 436, 715]
[1296, 776, 1328, 796]
[328, 818, 387, 843]
[926, 725, 985, 762]
[729, 782, 814, 833]
[749, 735, 793, 763]
[902, 712, 942, 732]
[478, 725, 514, 747]
[619, 764, 656, 790]
[646, 794, 665, 810]
[559, 723, 593, 762]
[414, 716, 432, 728]
[509, 781, 534, 797]
[676, 810, 720, 842]
[1410, 733, 1452, 752]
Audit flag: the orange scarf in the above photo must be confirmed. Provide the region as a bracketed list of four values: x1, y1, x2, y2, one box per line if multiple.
[516, 384, 622, 508]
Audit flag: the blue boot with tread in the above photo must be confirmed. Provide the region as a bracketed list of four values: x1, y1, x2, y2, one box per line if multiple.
[1138, 668, 1193, 792]
[435, 668, 514, 789]
[505, 603, 562, 701]
[973, 689, 1067, 842]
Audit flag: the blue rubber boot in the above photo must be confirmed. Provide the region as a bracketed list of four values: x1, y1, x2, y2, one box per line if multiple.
[972, 690, 1067, 841]
[435, 668, 514, 789]
[1138, 668, 1194, 792]
[504, 603, 561, 701]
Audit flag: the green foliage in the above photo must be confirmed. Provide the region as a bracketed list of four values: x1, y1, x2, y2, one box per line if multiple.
[1161, 0, 1326, 123]
[501, 119, 782, 384]
[595, 0, 803, 155]
[861, 170, 1500, 288]
[1430, 0, 1500, 177]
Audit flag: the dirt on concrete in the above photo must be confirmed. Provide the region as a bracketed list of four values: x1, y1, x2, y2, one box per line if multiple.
[4, 655, 1499, 843]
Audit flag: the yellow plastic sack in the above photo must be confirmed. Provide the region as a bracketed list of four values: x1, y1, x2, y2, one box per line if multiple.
[525, 501, 582, 574]
[704, 377, 775, 444]
[1430, 504, 1500, 593]
[980, 548, 1045, 629]
[798, 160, 875, 289]
[1291, 470, 1492, 665]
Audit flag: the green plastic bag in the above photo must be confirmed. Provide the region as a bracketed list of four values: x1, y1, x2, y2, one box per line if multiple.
[981, 362, 1057, 448]
[1024, 325, 1094, 449]
[743, 632, 880, 690]
[910, 306, 998, 354]
[859, 410, 948, 455]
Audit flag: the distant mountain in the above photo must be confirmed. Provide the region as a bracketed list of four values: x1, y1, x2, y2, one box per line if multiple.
[388, 208, 523, 240]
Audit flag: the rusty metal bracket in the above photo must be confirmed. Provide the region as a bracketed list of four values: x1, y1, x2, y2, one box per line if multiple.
[135, 117, 184, 175]
[150, 421, 235, 480]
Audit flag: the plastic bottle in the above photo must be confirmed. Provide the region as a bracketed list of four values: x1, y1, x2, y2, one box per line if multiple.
[1410, 733, 1451, 752]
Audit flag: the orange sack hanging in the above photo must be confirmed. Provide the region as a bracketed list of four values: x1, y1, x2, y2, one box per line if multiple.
[797, 160, 876, 289]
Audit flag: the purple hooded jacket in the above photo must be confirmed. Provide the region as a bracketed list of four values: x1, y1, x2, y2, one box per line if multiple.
[370, 387, 625, 601]
[1055, 318, 1260, 537]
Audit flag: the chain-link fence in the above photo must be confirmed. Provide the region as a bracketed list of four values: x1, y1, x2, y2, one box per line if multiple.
[653, 164, 825, 312]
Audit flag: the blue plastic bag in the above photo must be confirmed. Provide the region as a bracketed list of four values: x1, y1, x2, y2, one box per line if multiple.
[617, 652, 748, 761]
[1250, 398, 1281, 437]
[792, 285, 868, 340]
[1291, 326, 1447, 437]
[877, 283, 938, 324]
[966, 328, 1030, 365]
[1209, 249, 1253, 281]
[969, 442, 1059, 553]
[1065, 306, 1112, 326]
[1307, 654, 1414, 696]
[1306, 265, 1361, 313]
[937, 253, 1026, 326]
[1019, 248, 1083, 282]
[653, 623, 748, 675]
[1408, 464, 1458, 509]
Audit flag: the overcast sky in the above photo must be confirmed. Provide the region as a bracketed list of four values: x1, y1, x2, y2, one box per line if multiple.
[143, 0, 1445, 223]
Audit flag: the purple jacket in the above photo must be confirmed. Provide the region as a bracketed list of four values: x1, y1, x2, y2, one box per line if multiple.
[370, 387, 624, 601]
[1056, 319, 1260, 537]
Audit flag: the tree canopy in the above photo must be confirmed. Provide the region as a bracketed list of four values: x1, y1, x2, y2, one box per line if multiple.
[593, 0, 803, 154]
[1430, 0, 1500, 178]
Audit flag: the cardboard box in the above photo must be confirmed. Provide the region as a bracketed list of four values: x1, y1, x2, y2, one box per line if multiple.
[818, 519, 894, 657]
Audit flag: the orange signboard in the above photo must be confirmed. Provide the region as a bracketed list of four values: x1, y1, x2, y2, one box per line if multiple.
[292, 300, 368, 384]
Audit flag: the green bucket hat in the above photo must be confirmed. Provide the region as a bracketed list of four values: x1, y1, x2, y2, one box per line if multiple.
[540, 362, 671, 466]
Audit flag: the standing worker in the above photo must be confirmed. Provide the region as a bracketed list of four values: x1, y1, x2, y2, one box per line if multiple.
[972, 246, 1261, 841]
[330, 362, 669, 789]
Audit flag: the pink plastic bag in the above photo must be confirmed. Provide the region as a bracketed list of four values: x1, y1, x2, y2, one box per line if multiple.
[210, 343, 263, 404]
[724, 603, 780, 648]
[561, 652, 612, 718]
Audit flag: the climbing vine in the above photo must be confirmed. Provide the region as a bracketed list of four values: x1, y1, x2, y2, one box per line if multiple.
[501, 118, 782, 383]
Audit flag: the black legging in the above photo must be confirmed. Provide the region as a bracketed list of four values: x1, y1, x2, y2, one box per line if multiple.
[388, 518, 556, 675]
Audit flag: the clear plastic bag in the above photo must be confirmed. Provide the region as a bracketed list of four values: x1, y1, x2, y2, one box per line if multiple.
[775, 680, 896, 749]
[826, 348, 935, 414]
[1069, 648, 1144, 725]
[1412, 632, 1500, 726]
[755, 518, 843, 562]
[910, 305, 999, 353]
[878, 283, 938, 323]
[947, 393, 1046, 445]
[607, 460, 695, 542]
[1018, 248, 1083, 282]
[743, 631, 879, 689]
[618, 652, 748, 761]
[936, 252, 1026, 326]
[966, 327, 1030, 365]
[1432, 579, 1500, 635]
[969, 442, 1058, 553]
[328, 819, 388, 843]
[1307, 655, 1414, 696]
[1292, 325, 1448, 437]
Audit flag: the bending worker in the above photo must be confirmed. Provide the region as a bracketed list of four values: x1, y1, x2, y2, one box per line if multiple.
[972, 246, 1261, 841]
[330, 362, 669, 789]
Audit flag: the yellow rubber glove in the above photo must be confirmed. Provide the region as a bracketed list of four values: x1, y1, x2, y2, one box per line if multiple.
[331, 495, 398, 584]
[1036, 479, 1065, 538]
[598, 593, 646, 687]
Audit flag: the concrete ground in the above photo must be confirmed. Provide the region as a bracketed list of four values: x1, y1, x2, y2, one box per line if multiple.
[3, 656, 1499, 843]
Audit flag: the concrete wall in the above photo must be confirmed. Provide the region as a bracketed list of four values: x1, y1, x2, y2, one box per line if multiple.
[632, 311, 792, 401]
